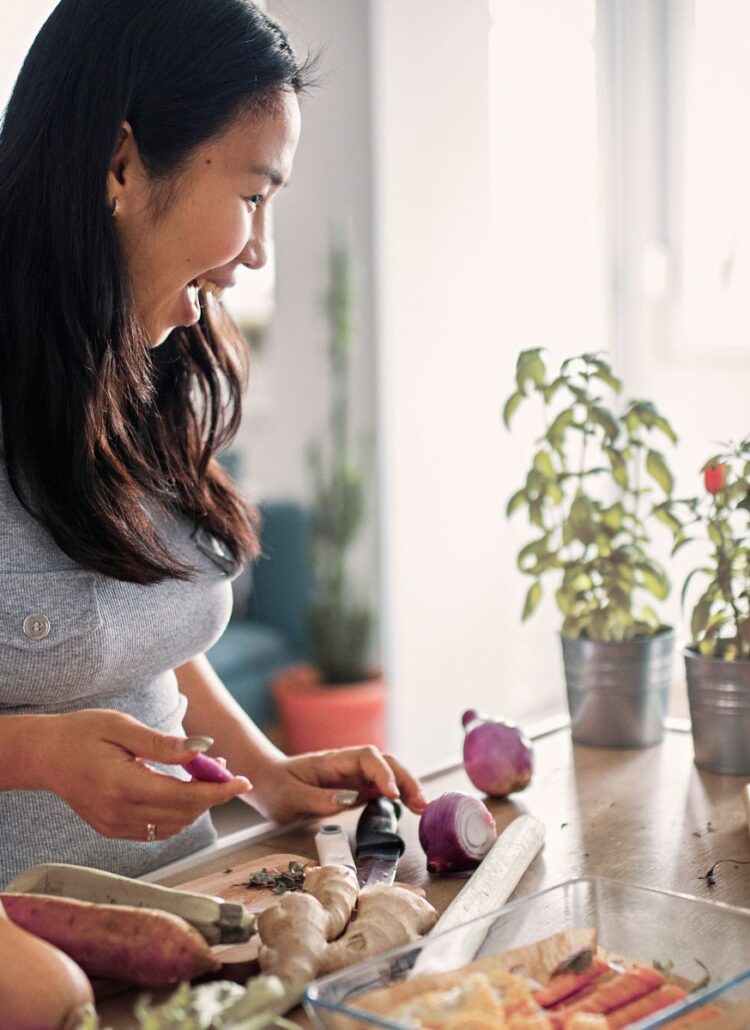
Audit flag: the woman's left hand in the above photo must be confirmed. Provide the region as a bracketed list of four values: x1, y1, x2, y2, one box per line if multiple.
[248, 746, 428, 823]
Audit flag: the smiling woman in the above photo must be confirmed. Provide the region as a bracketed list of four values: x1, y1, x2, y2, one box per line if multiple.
[0, 0, 427, 899]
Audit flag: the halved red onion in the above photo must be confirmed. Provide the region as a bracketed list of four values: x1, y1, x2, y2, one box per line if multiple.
[418, 791, 498, 874]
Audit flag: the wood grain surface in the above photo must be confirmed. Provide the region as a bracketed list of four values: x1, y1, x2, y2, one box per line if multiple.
[178, 852, 311, 964]
[95, 725, 750, 1028]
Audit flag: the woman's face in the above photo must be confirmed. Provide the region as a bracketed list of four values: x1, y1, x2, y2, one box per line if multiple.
[110, 91, 301, 345]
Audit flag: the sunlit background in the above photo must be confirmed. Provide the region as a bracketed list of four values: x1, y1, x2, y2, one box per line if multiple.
[3, 0, 749, 771]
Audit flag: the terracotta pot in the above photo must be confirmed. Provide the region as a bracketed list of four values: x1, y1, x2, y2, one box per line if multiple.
[271, 663, 387, 754]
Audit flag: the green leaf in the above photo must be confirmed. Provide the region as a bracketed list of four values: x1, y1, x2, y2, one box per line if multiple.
[502, 390, 524, 429]
[589, 405, 619, 442]
[604, 446, 628, 488]
[645, 449, 674, 494]
[522, 581, 542, 621]
[533, 449, 555, 478]
[506, 488, 527, 518]
[547, 480, 564, 505]
[543, 376, 566, 404]
[569, 495, 597, 544]
[652, 414, 678, 444]
[638, 563, 670, 601]
[590, 364, 622, 393]
[546, 408, 575, 452]
[561, 615, 583, 638]
[680, 567, 714, 610]
[517, 536, 550, 573]
[691, 594, 714, 641]
[515, 349, 547, 392]
[653, 506, 682, 535]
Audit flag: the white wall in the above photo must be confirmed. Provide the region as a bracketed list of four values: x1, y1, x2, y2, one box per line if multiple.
[0, 2, 57, 113]
[246, 0, 377, 506]
[372, 1, 564, 771]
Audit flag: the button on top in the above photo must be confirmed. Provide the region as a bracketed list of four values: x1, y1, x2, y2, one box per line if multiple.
[22, 613, 51, 641]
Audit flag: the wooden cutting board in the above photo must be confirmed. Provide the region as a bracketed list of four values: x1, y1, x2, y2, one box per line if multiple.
[176, 852, 312, 965]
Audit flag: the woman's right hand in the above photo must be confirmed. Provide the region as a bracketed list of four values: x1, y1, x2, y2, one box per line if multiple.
[37, 709, 250, 842]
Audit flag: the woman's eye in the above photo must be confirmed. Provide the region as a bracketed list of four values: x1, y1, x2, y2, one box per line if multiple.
[243, 194, 264, 209]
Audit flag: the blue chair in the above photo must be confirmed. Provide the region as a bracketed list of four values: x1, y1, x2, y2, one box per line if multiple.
[206, 500, 313, 727]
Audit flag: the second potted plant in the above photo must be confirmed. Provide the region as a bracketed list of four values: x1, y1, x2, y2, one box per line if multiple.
[504, 350, 680, 747]
[669, 440, 750, 773]
[271, 231, 385, 754]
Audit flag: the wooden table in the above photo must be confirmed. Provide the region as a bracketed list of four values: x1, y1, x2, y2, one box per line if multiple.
[98, 723, 750, 1026]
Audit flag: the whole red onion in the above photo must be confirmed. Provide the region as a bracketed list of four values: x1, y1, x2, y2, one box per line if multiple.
[462, 709, 533, 798]
[418, 791, 498, 874]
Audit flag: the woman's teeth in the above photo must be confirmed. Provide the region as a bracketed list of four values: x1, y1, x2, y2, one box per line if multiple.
[192, 277, 225, 300]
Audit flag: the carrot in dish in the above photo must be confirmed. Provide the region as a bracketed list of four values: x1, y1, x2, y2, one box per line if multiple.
[550, 968, 665, 1027]
[534, 960, 611, 1008]
[605, 983, 687, 1028]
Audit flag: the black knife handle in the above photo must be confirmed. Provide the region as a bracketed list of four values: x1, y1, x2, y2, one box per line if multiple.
[355, 797, 405, 860]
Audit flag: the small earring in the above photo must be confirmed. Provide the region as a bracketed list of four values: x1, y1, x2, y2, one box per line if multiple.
[110, 197, 119, 217]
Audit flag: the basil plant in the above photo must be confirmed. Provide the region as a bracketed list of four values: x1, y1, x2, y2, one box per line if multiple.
[504, 350, 680, 641]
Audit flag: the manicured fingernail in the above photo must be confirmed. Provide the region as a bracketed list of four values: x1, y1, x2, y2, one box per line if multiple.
[184, 735, 214, 752]
[333, 790, 359, 806]
[237, 777, 252, 791]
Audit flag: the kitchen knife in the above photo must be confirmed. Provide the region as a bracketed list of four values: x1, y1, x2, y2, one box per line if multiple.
[355, 796, 405, 887]
[411, 813, 545, 976]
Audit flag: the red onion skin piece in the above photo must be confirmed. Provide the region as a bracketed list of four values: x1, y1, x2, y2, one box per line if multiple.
[462, 713, 533, 798]
[418, 791, 497, 874]
[182, 753, 235, 783]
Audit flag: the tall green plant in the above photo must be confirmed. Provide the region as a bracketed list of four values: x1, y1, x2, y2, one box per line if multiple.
[307, 231, 373, 684]
[504, 350, 680, 641]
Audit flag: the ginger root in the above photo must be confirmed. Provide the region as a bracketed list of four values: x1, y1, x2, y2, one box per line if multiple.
[257, 873, 438, 986]
[320, 883, 438, 975]
[257, 892, 329, 985]
[302, 864, 358, 940]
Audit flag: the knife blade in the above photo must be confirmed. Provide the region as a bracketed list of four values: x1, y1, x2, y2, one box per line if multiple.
[355, 796, 405, 887]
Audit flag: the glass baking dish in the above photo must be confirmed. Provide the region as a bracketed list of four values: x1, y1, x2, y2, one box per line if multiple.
[304, 876, 750, 1029]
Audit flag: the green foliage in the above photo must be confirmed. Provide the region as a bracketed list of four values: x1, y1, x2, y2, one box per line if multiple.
[504, 350, 681, 641]
[307, 230, 373, 684]
[669, 440, 750, 660]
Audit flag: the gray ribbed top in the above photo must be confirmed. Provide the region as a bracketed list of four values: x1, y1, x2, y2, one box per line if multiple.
[0, 455, 239, 887]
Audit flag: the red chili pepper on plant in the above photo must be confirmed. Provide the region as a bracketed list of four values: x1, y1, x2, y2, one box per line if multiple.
[704, 464, 726, 494]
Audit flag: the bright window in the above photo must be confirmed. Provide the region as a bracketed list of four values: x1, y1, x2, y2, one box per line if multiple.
[489, 0, 605, 363]
[680, 0, 750, 351]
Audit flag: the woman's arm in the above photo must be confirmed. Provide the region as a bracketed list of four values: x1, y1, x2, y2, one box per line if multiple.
[175, 656, 427, 822]
[0, 715, 53, 790]
[0, 708, 249, 839]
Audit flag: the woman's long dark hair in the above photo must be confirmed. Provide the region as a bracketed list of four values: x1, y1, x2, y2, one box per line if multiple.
[0, 0, 311, 582]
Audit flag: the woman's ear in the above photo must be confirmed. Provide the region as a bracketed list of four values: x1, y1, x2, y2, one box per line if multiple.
[107, 120, 143, 214]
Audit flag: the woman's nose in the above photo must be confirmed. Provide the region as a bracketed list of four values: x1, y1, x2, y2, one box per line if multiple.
[239, 226, 267, 271]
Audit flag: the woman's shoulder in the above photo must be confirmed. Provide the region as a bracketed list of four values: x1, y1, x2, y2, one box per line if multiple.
[0, 453, 72, 573]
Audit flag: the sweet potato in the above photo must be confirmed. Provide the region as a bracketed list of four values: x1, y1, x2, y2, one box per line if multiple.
[0, 892, 220, 987]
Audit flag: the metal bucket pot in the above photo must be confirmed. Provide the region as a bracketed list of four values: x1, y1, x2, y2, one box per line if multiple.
[561, 631, 674, 747]
[684, 648, 750, 774]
